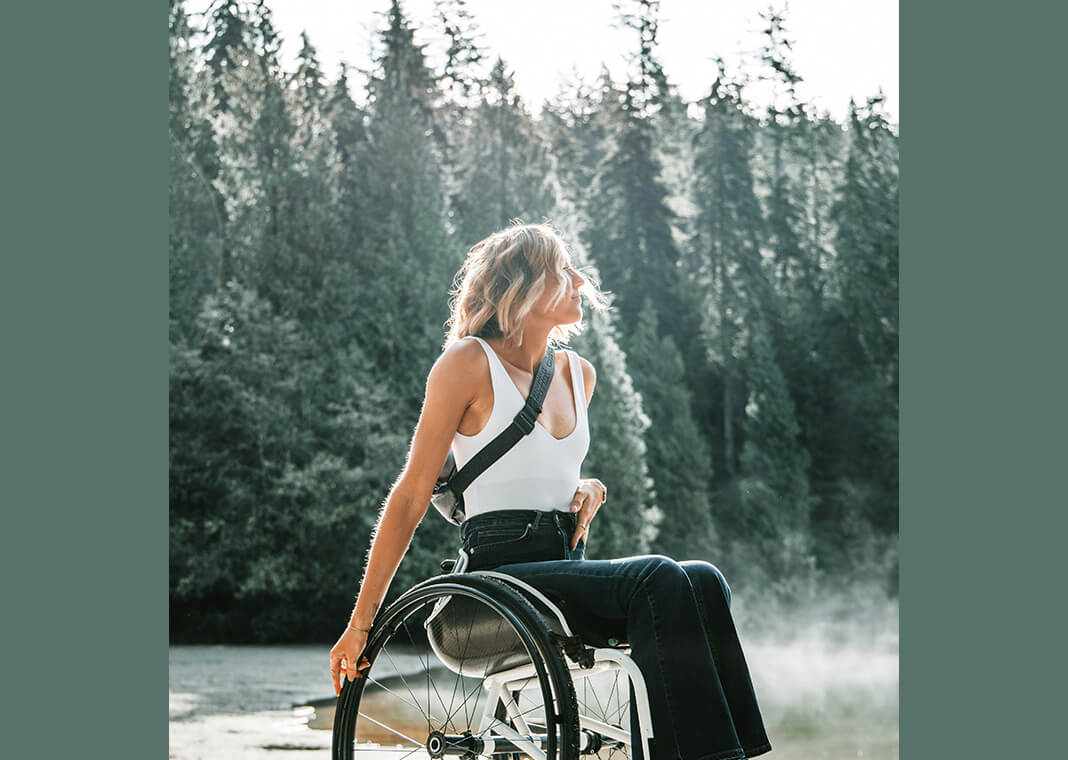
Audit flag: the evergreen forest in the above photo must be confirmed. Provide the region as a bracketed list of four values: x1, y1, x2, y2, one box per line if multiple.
[169, 0, 899, 643]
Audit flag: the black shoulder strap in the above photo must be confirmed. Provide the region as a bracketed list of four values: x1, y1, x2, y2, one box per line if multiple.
[448, 345, 555, 495]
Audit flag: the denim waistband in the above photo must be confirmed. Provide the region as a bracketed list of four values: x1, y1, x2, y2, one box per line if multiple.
[460, 508, 577, 541]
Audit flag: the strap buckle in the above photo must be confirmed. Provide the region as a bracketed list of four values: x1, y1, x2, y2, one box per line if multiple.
[513, 405, 538, 435]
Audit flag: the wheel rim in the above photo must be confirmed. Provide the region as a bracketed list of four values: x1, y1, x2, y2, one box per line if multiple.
[332, 580, 573, 760]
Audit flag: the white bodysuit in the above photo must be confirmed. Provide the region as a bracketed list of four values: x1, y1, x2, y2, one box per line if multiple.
[450, 336, 591, 518]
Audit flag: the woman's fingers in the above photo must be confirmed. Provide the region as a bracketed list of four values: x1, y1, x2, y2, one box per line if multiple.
[331, 626, 373, 694]
[348, 656, 365, 681]
[570, 483, 606, 550]
[570, 491, 584, 512]
[331, 656, 342, 695]
[572, 479, 606, 513]
[570, 518, 590, 551]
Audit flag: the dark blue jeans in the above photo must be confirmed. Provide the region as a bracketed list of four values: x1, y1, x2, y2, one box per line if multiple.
[458, 509, 772, 760]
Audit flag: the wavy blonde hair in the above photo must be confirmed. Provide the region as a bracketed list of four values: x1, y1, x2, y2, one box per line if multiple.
[443, 222, 608, 350]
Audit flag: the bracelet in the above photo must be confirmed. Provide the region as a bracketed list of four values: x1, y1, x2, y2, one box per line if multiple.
[348, 623, 371, 633]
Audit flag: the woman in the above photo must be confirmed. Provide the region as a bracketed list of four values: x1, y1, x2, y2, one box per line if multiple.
[330, 223, 771, 760]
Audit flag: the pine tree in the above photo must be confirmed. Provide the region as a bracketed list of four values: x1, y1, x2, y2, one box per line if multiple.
[291, 30, 327, 120]
[615, 0, 665, 115]
[735, 315, 817, 594]
[778, 110, 842, 495]
[691, 68, 771, 477]
[324, 62, 369, 246]
[569, 285, 661, 557]
[170, 0, 225, 331]
[797, 111, 843, 313]
[757, 5, 807, 299]
[212, 0, 339, 321]
[309, 65, 372, 357]
[542, 69, 618, 211]
[832, 96, 899, 386]
[434, 0, 487, 104]
[821, 95, 899, 540]
[627, 299, 717, 559]
[358, 0, 457, 396]
[449, 57, 555, 248]
[650, 64, 698, 238]
[584, 1, 691, 350]
[284, 32, 349, 330]
[203, 0, 252, 113]
[169, 283, 389, 641]
[752, 5, 829, 507]
[739, 318, 813, 516]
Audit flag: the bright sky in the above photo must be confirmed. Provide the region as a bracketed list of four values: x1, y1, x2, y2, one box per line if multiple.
[183, 0, 898, 124]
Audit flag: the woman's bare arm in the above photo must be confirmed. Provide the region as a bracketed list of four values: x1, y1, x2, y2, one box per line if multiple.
[346, 340, 481, 630]
[331, 340, 482, 691]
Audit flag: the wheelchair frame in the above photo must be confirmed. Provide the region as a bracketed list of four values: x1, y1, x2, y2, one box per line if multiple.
[463, 570, 655, 758]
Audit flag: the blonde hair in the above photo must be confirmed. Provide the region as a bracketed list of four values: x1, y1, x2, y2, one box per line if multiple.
[443, 222, 608, 350]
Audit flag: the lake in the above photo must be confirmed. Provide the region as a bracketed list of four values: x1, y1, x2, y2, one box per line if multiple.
[170, 630, 897, 759]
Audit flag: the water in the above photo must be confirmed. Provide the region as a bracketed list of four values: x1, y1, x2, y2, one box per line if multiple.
[169, 636, 898, 759]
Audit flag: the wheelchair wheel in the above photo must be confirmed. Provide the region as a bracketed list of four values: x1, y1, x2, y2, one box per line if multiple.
[332, 573, 580, 759]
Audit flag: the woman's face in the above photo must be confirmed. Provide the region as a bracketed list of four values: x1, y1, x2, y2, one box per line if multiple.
[533, 257, 586, 325]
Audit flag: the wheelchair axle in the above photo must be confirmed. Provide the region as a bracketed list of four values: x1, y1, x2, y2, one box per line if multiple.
[425, 727, 614, 757]
[426, 728, 529, 758]
[426, 729, 481, 758]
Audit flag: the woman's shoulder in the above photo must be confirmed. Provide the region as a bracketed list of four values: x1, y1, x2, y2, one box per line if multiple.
[433, 336, 489, 382]
[561, 347, 595, 375]
[560, 348, 596, 403]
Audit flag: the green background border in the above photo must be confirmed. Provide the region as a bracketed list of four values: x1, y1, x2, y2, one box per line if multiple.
[4, 3, 166, 757]
[898, 1, 1066, 757]
[4, 1, 1063, 757]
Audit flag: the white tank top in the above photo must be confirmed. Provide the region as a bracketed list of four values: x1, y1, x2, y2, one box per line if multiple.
[451, 336, 590, 518]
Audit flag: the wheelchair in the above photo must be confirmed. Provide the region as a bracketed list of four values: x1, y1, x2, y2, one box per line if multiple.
[331, 545, 655, 759]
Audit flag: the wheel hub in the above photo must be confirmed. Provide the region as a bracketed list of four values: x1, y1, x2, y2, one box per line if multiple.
[426, 729, 485, 758]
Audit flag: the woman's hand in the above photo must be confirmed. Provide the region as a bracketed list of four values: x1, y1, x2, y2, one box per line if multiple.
[330, 626, 372, 695]
[569, 477, 607, 550]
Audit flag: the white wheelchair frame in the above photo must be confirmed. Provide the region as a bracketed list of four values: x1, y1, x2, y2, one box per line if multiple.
[421, 546, 655, 759]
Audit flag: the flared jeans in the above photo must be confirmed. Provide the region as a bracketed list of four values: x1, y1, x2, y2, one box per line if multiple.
[458, 508, 772, 760]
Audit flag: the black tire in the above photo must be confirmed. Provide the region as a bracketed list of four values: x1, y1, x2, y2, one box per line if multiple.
[332, 573, 580, 759]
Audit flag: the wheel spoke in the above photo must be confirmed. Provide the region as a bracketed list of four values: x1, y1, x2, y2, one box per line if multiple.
[453, 670, 483, 731]
[443, 597, 479, 731]
[418, 601, 458, 730]
[380, 633, 429, 723]
[608, 671, 627, 726]
[586, 672, 608, 723]
[364, 674, 427, 722]
[355, 710, 423, 748]
[353, 746, 426, 757]
[478, 688, 549, 736]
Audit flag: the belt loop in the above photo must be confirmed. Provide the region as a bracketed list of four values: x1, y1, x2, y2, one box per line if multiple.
[532, 510, 544, 529]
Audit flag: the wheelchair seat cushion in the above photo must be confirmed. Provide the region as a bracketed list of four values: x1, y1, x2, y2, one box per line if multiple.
[425, 584, 627, 679]
[424, 593, 544, 677]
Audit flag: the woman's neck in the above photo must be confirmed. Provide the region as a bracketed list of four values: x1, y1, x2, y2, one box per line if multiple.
[489, 327, 552, 375]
